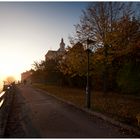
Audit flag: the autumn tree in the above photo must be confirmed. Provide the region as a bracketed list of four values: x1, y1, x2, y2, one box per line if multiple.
[31, 56, 65, 85]
[31, 61, 45, 83]
[59, 42, 86, 76]
[71, 2, 136, 93]
[112, 17, 140, 93]
[59, 42, 96, 87]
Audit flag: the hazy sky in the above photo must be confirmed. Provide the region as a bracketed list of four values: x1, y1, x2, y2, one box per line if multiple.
[0, 2, 89, 85]
[0, 1, 139, 89]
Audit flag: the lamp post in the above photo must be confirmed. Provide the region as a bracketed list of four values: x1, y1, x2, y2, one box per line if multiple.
[85, 39, 95, 109]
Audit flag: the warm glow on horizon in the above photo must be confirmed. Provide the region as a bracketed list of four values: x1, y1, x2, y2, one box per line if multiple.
[0, 46, 31, 81]
[0, 2, 89, 91]
[0, 46, 31, 91]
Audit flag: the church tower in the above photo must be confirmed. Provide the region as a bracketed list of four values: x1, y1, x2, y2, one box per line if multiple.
[59, 38, 65, 52]
[45, 38, 65, 61]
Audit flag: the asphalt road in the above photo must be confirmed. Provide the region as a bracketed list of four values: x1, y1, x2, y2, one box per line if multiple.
[4, 85, 133, 138]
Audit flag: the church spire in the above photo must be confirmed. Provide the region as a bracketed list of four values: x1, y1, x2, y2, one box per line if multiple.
[59, 38, 65, 51]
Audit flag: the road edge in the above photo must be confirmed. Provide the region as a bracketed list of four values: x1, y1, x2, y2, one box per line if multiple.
[34, 87, 140, 136]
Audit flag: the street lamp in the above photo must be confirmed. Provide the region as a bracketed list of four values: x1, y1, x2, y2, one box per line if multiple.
[85, 39, 96, 109]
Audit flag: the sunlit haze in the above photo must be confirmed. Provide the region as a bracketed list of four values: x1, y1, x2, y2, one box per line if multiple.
[0, 2, 89, 90]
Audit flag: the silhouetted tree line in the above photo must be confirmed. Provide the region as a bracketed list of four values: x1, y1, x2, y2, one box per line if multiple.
[31, 2, 140, 95]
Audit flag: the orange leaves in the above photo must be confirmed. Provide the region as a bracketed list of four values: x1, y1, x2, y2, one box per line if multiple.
[59, 42, 88, 77]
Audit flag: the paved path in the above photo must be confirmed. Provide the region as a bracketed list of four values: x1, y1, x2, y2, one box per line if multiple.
[4, 85, 133, 138]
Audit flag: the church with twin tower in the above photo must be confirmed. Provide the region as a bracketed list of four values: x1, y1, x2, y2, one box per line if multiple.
[45, 38, 65, 60]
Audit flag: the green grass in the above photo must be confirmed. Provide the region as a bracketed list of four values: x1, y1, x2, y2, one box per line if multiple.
[33, 83, 140, 128]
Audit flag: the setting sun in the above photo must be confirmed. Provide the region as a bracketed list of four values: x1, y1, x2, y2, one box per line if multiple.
[0, 48, 30, 91]
[0, 49, 25, 81]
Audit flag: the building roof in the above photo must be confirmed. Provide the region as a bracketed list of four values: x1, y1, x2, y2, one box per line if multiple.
[45, 50, 58, 60]
[45, 38, 66, 60]
[45, 50, 58, 56]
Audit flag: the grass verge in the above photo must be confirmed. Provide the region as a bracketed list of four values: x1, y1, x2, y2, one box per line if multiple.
[33, 83, 140, 129]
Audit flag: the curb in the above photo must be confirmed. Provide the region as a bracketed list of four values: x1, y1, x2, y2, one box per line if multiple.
[35, 87, 140, 136]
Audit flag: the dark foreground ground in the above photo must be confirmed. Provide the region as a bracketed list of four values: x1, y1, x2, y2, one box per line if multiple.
[4, 85, 138, 138]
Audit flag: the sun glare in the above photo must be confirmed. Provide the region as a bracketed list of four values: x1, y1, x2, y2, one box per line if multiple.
[0, 48, 28, 82]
